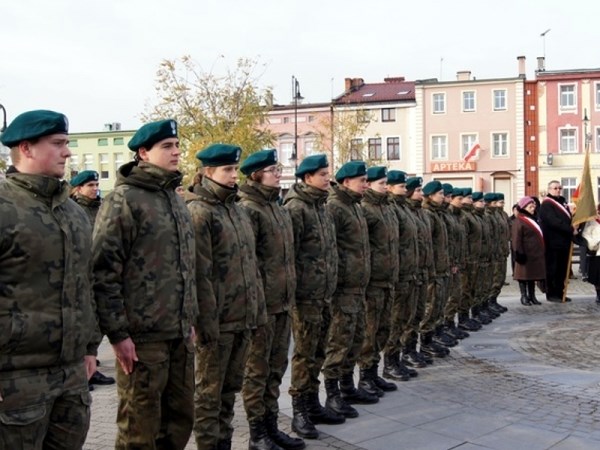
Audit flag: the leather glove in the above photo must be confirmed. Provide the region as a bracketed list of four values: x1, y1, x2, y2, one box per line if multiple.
[515, 251, 527, 264]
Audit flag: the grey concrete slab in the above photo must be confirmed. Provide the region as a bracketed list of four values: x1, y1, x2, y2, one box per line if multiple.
[416, 412, 514, 442]
[548, 434, 600, 449]
[358, 427, 464, 450]
[470, 423, 569, 450]
[317, 415, 408, 445]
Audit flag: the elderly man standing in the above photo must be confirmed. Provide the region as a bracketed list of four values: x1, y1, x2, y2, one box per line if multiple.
[0, 110, 99, 449]
[93, 119, 198, 449]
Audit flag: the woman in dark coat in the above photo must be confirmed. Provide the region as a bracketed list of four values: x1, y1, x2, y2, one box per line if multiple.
[512, 196, 546, 305]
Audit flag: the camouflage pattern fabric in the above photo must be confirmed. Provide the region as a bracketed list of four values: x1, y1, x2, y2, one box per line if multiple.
[443, 204, 466, 319]
[72, 193, 101, 228]
[359, 286, 393, 368]
[461, 204, 484, 311]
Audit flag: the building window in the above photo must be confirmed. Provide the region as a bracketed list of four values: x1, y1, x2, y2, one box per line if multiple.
[304, 140, 316, 157]
[283, 117, 290, 124]
[431, 135, 447, 160]
[368, 138, 382, 160]
[69, 155, 79, 178]
[596, 127, 600, 152]
[596, 83, 600, 110]
[98, 138, 108, 146]
[493, 90, 507, 111]
[280, 142, 293, 166]
[559, 128, 577, 153]
[461, 134, 478, 158]
[381, 108, 396, 122]
[387, 137, 400, 160]
[561, 177, 577, 203]
[68, 139, 78, 148]
[308, 115, 315, 123]
[432, 93, 446, 114]
[98, 153, 109, 179]
[350, 139, 363, 160]
[462, 91, 475, 112]
[83, 153, 94, 170]
[113, 137, 124, 145]
[559, 84, 576, 110]
[357, 110, 370, 123]
[492, 133, 509, 157]
[114, 152, 124, 173]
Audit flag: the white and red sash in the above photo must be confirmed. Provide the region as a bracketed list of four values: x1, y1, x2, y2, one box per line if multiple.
[542, 196, 571, 220]
[519, 215, 544, 245]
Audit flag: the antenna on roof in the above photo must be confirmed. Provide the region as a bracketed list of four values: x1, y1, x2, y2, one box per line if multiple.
[439, 57, 444, 80]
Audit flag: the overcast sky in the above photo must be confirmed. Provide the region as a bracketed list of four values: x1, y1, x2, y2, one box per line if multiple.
[2, 0, 599, 132]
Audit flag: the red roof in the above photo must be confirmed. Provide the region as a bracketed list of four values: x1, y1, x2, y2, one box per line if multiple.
[335, 77, 416, 105]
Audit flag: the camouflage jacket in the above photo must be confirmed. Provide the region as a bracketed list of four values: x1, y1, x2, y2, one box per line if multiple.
[283, 183, 337, 303]
[362, 189, 399, 289]
[93, 161, 198, 345]
[238, 180, 296, 315]
[406, 198, 434, 279]
[389, 194, 419, 282]
[327, 184, 370, 294]
[0, 171, 98, 372]
[494, 208, 511, 257]
[461, 204, 484, 264]
[484, 206, 501, 261]
[448, 204, 467, 268]
[188, 177, 266, 333]
[72, 194, 101, 228]
[441, 203, 465, 268]
[474, 206, 493, 263]
[422, 199, 450, 277]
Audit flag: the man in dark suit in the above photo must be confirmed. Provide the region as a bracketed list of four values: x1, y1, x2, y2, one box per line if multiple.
[538, 180, 574, 302]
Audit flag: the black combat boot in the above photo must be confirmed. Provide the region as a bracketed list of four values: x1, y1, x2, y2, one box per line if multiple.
[324, 378, 358, 418]
[249, 419, 284, 450]
[482, 300, 500, 318]
[420, 332, 447, 358]
[291, 395, 319, 440]
[217, 439, 232, 450]
[526, 281, 541, 305]
[518, 281, 531, 306]
[458, 312, 480, 332]
[305, 392, 345, 425]
[489, 296, 508, 313]
[401, 342, 427, 368]
[372, 363, 399, 390]
[358, 367, 384, 397]
[383, 352, 410, 381]
[339, 372, 379, 405]
[596, 289, 600, 304]
[472, 305, 492, 324]
[445, 319, 469, 339]
[264, 412, 306, 450]
[432, 325, 457, 347]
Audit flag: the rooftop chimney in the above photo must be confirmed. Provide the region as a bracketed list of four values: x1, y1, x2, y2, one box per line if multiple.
[384, 77, 405, 83]
[517, 55, 526, 78]
[344, 77, 365, 91]
[456, 71, 471, 81]
[537, 56, 545, 72]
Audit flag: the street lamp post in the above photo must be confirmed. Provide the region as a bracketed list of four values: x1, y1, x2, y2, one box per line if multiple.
[0, 104, 7, 132]
[292, 76, 303, 175]
[583, 109, 592, 152]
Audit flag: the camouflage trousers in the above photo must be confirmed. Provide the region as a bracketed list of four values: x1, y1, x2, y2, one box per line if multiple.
[359, 286, 393, 368]
[289, 301, 330, 397]
[0, 362, 90, 450]
[194, 330, 250, 450]
[444, 269, 462, 320]
[490, 257, 508, 299]
[242, 312, 291, 423]
[420, 275, 448, 333]
[116, 338, 194, 450]
[476, 261, 493, 306]
[322, 292, 365, 380]
[384, 279, 417, 354]
[460, 262, 477, 312]
[407, 275, 427, 345]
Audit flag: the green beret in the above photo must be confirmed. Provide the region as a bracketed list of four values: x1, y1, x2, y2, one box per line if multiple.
[240, 149, 278, 176]
[423, 180, 443, 196]
[295, 154, 329, 178]
[462, 187, 473, 196]
[451, 187, 464, 197]
[70, 170, 99, 187]
[387, 170, 407, 185]
[483, 193, 497, 203]
[442, 183, 454, 196]
[406, 176, 423, 191]
[0, 110, 68, 147]
[128, 119, 177, 151]
[497, 193, 505, 200]
[367, 166, 387, 182]
[472, 191, 484, 202]
[335, 161, 367, 183]
[196, 143, 242, 167]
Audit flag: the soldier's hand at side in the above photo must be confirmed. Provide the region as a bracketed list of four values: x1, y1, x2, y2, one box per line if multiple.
[112, 338, 138, 375]
[84, 355, 97, 380]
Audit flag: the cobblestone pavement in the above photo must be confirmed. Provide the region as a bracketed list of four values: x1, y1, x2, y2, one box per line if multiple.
[84, 276, 600, 449]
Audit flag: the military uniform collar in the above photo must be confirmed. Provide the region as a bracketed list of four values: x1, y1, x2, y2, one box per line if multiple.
[298, 182, 329, 204]
[330, 183, 363, 204]
[7, 169, 68, 200]
[364, 188, 388, 205]
[240, 179, 281, 203]
[200, 176, 238, 204]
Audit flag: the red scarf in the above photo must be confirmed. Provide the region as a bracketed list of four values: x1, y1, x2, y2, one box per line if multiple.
[542, 196, 571, 220]
[519, 215, 545, 246]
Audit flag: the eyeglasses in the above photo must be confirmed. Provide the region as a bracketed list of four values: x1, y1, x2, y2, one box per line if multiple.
[550, 186, 563, 190]
[262, 166, 283, 175]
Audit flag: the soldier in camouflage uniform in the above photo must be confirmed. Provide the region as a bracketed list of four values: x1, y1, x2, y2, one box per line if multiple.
[471, 192, 494, 325]
[479, 193, 502, 322]
[93, 119, 198, 450]
[239, 150, 305, 450]
[70, 169, 116, 390]
[420, 181, 452, 357]
[323, 161, 376, 419]
[490, 193, 510, 313]
[188, 144, 266, 450]
[283, 154, 342, 440]
[0, 110, 99, 449]
[384, 171, 422, 376]
[440, 186, 469, 341]
[358, 167, 399, 396]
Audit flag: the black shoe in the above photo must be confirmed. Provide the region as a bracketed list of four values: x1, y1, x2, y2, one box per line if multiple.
[420, 343, 447, 358]
[396, 360, 418, 378]
[217, 439, 232, 450]
[88, 383, 94, 392]
[564, 296, 572, 302]
[432, 332, 457, 348]
[89, 371, 115, 386]
[402, 351, 427, 368]
[291, 395, 319, 440]
[546, 296, 562, 303]
[358, 368, 384, 397]
[325, 379, 359, 418]
[264, 413, 306, 450]
[304, 392, 345, 425]
[383, 354, 410, 381]
[249, 420, 284, 450]
[458, 317, 480, 332]
[339, 374, 379, 405]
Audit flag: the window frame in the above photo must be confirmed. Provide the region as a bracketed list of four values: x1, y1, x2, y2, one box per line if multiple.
[493, 89, 507, 111]
[386, 137, 400, 160]
[431, 135, 448, 160]
[381, 108, 396, 122]
[460, 133, 478, 158]
[368, 138, 382, 160]
[432, 93, 446, 114]
[559, 127, 578, 154]
[462, 91, 476, 112]
[491, 132, 509, 158]
[350, 138, 363, 160]
[559, 83, 577, 111]
[561, 177, 577, 203]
